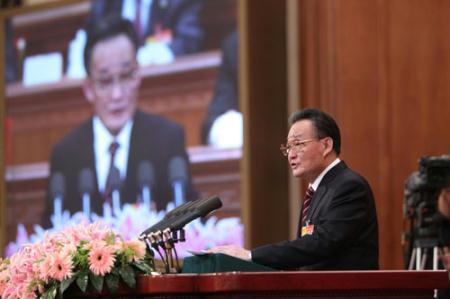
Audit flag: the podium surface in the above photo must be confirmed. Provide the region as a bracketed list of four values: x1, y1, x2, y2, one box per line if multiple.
[182, 253, 274, 273]
[67, 270, 450, 298]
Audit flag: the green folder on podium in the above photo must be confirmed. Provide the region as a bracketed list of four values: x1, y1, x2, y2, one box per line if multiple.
[182, 253, 275, 273]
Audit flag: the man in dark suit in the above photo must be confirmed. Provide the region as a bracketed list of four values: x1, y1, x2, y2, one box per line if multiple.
[90, 0, 204, 56]
[209, 108, 379, 270]
[42, 15, 198, 227]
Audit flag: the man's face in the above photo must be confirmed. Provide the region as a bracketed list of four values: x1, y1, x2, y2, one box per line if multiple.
[286, 120, 329, 182]
[84, 34, 140, 135]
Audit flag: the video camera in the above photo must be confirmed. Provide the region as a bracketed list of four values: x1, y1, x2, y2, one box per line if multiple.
[403, 155, 450, 269]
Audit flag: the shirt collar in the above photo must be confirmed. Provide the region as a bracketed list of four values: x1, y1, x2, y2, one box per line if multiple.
[92, 116, 134, 151]
[310, 158, 341, 191]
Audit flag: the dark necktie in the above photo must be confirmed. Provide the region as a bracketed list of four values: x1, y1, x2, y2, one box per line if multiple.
[301, 186, 315, 226]
[104, 141, 120, 204]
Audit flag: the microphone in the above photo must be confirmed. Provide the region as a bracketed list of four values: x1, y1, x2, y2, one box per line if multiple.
[139, 196, 222, 238]
[139, 200, 196, 238]
[138, 160, 155, 210]
[49, 172, 65, 226]
[78, 168, 94, 219]
[169, 156, 188, 206]
[169, 196, 222, 231]
[108, 167, 122, 215]
[139, 196, 222, 274]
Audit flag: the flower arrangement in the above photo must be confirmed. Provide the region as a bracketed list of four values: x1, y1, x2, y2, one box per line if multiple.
[0, 222, 154, 299]
[5, 203, 244, 259]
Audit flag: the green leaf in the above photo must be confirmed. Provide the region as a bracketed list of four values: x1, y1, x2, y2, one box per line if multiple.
[41, 285, 57, 299]
[89, 272, 104, 293]
[119, 264, 136, 288]
[105, 273, 120, 294]
[76, 270, 89, 292]
[133, 262, 153, 274]
[60, 275, 76, 294]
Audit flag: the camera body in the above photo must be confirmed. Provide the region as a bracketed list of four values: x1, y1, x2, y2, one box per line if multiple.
[417, 155, 450, 190]
[403, 155, 450, 268]
[405, 155, 450, 217]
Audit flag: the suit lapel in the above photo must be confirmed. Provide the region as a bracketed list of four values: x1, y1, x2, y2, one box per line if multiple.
[124, 110, 157, 203]
[124, 112, 141, 202]
[84, 119, 100, 196]
[307, 161, 347, 220]
[308, 186, 328, 220]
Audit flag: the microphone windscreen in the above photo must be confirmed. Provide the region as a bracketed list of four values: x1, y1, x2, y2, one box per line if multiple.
[138, 160, 155, 188]
[79, 168, 95, 194]
[108, 167, 121, 190]
[140, 201, 196, 237]
[168, 156, 188, 183]
[165, 200, 195, 219]
[50, 172, 66, 199]
[169, 196, 223, 231]
[195, 196, 223, 217]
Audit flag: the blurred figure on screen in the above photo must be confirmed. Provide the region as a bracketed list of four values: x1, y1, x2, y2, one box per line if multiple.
[42, 15, 198, 228]
[67, 0, 204, 78]
[208, 108, 379, 270]
[201, 30, 242, 148]
[91, 0, 203, 63]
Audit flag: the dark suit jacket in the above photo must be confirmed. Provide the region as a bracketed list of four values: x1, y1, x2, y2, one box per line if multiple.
[201, 30, 238, 143]
[5, 19, 18, 83]
[252, 161, 379, 270]
[90, 0, 204, 55]
[42, 110, 198, 227]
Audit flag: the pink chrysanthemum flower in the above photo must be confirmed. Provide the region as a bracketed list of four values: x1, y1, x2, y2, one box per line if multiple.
[37, 255, 52, 282]
[0, 271, 8, 295]
[123, 239, 146, 262]
[88, 245, 116, 276]
[49, 252, 73, 281]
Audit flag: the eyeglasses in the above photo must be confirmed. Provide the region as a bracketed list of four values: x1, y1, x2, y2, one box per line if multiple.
[91, 68, 139, 93]
[280, 139, 317, 156]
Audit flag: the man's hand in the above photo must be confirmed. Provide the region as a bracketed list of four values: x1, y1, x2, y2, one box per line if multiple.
[207, 245, 251, 261]
[438, 187, 450, 219]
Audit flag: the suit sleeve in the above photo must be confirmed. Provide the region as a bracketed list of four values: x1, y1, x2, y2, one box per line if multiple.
[251, 177, 374, 270]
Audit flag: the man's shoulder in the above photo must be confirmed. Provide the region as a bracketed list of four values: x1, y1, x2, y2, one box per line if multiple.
[52, 119, 92, 153]
[327, 161, 371, 189]
[135, 110, 183, 133]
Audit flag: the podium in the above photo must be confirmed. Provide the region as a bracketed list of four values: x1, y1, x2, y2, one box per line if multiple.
[182, 253, 274, 273]
[63, 253, 450, 299]
[65, 270, 450, 298]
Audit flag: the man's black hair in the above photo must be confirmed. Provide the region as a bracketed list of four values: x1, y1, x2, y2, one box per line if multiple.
[289, 108, 341, 155]
[83, 15, 139, 75]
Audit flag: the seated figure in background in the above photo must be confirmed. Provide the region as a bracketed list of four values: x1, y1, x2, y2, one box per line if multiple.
[68, 0, 204, 77]
[201, 30, 242, 148]
[90, 0, 204, 64]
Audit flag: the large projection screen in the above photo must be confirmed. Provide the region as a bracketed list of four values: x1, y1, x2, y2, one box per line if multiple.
[1, 0, 242, 257]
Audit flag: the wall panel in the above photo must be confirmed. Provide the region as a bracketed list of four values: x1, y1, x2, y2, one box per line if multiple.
[298, 0, 450, 269]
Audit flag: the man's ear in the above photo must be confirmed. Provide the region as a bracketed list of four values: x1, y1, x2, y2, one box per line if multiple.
[83, 79, 95, 103]
[322, 137, 334, 157]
